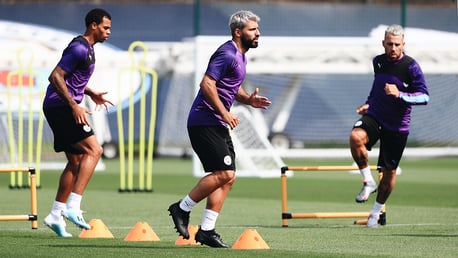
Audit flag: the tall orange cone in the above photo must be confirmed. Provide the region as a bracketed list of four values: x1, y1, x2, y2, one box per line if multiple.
[232, 229, 269, 249]
[175, 225, 199, 245]
[78, 219, 114, 238]
[124, 222, 160, 241]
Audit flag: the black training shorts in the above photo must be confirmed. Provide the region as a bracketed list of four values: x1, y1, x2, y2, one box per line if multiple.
[43, 105, 94, 154]
[188, 126, 236, 172]
[353, 115, 408, 170]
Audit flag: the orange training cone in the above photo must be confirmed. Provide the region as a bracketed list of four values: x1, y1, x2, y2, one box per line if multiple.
[175, 225, 199, 245]
[232, 229, 269, 249]
[78, 219, 114, 238]
[124, 222, 160, 241]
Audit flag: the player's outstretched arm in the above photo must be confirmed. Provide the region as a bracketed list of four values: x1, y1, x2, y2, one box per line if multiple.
[85, 87, 114, 112]
[236, 87, 271, 109]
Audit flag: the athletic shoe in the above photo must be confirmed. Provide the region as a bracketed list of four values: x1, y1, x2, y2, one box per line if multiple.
[355, 181, 377, 203]
[367, 213, 380, 228]
[379, 211, 386, 225]
[168, 201, 190, 239]
[43, 214, 72, 237]
[195, 227, 230, 248]
[63, 209, 91, 230]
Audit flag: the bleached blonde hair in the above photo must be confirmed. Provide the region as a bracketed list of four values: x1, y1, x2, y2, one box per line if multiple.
[229, 10, 260, 36]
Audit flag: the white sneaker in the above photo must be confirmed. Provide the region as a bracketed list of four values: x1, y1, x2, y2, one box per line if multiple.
[355, 181, 377, 203]
[63, 209, 91, 230]
[44, 214, 72, 237]
[367, 213, 379, 228]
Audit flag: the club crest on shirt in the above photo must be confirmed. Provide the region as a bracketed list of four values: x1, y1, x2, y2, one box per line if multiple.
[223, 155, 232, 166]
[83, 125, 92, 133]
[354, 120, 363, 127]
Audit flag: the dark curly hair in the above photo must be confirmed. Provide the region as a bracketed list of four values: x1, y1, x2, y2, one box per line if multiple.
[85, 8, 111, 28]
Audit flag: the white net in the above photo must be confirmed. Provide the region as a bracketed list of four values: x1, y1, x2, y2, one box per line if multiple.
[156, 70, 193, 157]
[230, 106, 286, 177]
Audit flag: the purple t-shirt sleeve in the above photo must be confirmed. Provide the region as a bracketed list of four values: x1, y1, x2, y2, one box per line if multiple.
[398, 62, 429, 104]
[205, 50, 229, 82]
[187, 41, 246, 127]
[58, 42, 87, 73]
[43, 38, 95, 109]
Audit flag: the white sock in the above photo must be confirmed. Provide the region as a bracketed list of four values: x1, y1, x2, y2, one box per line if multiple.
[67, 192, 82, 211]
[51, 201, 66, 219]
[360, 166, 375, 183]
[200, 209, 219, 231]
[370, 201, 385, 216]
[179, 195, 196, 212]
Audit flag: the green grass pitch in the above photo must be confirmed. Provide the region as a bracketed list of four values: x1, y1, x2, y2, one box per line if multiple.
[0, 157, 456, 257]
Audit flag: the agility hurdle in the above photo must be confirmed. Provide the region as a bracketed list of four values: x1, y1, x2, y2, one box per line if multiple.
[281, 165, 381, 227]
[0, 167, 38, 229]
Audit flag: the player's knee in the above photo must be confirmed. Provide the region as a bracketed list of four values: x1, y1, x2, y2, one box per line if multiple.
[94, 145, 103, 158]
[217, 170, 235, 185]
[383, 168, 397, 178]
[87, 144, 103, 159]
[226, 173, 236, 186]
[349, 129, 366, 146]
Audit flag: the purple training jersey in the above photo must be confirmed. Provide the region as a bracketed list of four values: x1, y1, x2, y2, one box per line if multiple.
[366, 53, 429, 133]
[187, 40, 247, 127]
[43, 36, 95, 109]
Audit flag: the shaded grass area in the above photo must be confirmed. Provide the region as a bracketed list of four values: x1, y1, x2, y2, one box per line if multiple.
[0, 157, 456, 257]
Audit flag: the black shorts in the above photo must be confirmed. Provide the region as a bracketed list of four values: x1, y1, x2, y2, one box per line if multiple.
[43, 106, 94, 154]
[353, 115, 408, 170]
[188, 126, 236, 172]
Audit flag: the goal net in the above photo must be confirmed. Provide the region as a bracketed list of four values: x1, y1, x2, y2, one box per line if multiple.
[230, 106, 286, 177]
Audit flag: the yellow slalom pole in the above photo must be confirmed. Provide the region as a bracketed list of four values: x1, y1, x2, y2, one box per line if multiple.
[117, 41, 157, 192]
[146, 67, 158, 192]
[6, 71, 17, 188]
[23, 48, 35, 188]
[138, 69, 146, 191]
[35, 101, 44, 187]
[129, 41, 148, 191]
[117, 68, 126, 191]
[6, 48, 39, 188]
[17, 70, 24, 188]
[127, 65, 135, 191]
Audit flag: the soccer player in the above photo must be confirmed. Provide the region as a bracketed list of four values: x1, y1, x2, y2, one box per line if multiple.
[42, 8, 113, 237]
[349, 24, 429, 227]
[168, 10, 271, 247]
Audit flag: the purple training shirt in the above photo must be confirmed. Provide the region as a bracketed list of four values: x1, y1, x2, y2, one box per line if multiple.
[366, 53, 429, 133]
[187, 40, 247, 127]
[43, 36, 95, 109]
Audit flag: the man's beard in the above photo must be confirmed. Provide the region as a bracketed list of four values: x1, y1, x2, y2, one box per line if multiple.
[241, 36, 258, 49]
